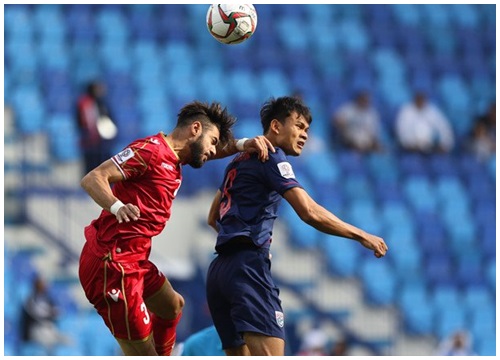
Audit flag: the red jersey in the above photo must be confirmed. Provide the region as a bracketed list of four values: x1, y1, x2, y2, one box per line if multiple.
[85, 132, 182, 262]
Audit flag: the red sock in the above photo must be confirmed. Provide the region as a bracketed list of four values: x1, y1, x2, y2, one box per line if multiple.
[152, 312, 182, 356]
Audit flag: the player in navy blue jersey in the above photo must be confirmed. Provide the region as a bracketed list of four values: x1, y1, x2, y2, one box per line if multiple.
[205, 96, 388, 356]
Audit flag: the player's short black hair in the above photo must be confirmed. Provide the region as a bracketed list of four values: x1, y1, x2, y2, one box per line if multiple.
[176, 101, 236, 146]
[260, 96, 312, 134]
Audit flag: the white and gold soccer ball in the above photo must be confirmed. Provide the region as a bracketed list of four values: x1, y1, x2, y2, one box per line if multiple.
[206, 4, 258, 45]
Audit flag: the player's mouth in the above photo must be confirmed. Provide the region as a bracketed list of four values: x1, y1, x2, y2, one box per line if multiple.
[297, 140, 305, 149]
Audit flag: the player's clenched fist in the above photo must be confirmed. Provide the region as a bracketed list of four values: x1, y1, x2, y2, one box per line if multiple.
[359, 234, 388, 258]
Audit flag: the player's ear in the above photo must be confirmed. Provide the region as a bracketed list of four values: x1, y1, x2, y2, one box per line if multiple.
[190, 121, 203, 137]
[270, 119, 281, 134]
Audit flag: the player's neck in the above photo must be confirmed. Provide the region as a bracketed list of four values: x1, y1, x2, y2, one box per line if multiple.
[162, 132, 182, 161]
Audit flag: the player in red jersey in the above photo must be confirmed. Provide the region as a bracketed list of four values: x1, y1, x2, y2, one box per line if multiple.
[78, 101, 274, 356]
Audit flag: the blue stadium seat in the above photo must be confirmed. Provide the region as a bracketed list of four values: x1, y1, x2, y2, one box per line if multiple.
[322, 235, 361, 277]
[128, 5, 159, 41]
[95, 7, 129, 43]
[276, 16, 308, 51]
[12, 85, 46, 133]
[18, 342, 49, 356]
[425, 253, 454, 287]
[421, 5, 452, 27]
[359, 258, 397, 305]
[463, 285, 494, 311]
[5, 5, 34, 42]
[455, 252, 485, 287]
[450, 4, 480, 28]
[53, 344, 84, 356]
[33, 5, 66, 42]
[66, 5, 98, 41]
[388, 238, 422, 282]
[435, 304, 467, 339]
[398, 283, 433, 334]
[403, 176, 438, 213]
[391, 4, 421, 26]
[430, 285, 461, 313]
[475, 333, 496, 356]
[337, 19, 369, 53]
[469, 304, 495, 351]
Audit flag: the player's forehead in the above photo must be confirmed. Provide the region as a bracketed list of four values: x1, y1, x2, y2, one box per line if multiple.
[204, 123, 220, 139]
[286, 112, 309, 127]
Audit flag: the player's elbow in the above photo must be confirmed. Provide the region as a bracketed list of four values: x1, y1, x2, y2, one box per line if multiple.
[80, 172, 92, 192]
[297, 206, 317, 225]
[207, 217, 218, 233]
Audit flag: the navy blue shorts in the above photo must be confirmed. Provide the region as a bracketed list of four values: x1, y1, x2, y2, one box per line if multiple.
[206, 243, 285, 350]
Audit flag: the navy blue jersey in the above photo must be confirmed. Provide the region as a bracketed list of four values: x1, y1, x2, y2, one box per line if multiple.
[215, 147, 302, 249]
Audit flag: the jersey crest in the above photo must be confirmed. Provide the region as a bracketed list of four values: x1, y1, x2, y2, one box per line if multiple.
[277, 162, 295, 179]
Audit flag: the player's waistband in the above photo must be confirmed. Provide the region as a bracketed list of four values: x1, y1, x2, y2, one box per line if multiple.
[84, 224, 151, 263]
[215, 236, 269, 255]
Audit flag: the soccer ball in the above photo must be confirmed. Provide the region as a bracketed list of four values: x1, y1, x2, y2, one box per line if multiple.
[206, 4, 257, 45]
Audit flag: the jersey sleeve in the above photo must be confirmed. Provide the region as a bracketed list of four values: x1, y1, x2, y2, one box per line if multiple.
[111, 139, 157, 180]
[263, 149, 302, 195]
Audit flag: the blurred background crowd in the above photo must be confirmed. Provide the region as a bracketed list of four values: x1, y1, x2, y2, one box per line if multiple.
[4, 4, 496, 356]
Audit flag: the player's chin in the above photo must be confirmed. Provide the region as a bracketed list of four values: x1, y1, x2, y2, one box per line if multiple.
[189, 159, 205, 168]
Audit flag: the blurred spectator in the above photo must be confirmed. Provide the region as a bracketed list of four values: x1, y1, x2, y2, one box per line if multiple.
[176, 325, 225, 356]
[296, 327, 329, 356]
[395, 91, 455, 154]
[435, 330, 476, 356]
[330, 337, 349, 356]
[76, 80, 117, 175]
[20, 276, 70, 354]
[331, 90, 384, 153]
[465, 102, 496, 161]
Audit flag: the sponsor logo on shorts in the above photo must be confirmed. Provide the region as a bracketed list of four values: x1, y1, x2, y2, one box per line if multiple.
[275, 311, 284, 328]
[277, 162, 295, 179]
[108, 289, 121, 302]
[150, 138, 160, 145]
[114, 148, 134, 164]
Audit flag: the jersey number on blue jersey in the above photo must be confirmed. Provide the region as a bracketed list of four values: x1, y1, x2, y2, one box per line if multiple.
[219, 168, 237, 218]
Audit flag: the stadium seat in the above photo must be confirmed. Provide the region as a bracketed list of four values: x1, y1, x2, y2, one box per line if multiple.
[398, 283, 433, 334]
[391, 4, 421, 26]
[450, 4, 480, 28]
[456, 252, 485, 287]
[403, 176, 438, 213]
[463, 285, 494, 311]
[421, 5, 451, 27]
[475, 333, 496, 356]
[322, 235, 361, 277]
[430, 285, 461, 314]
[435, 304, 467, 340]
[424, 253, 454, 287]
[359, 258, 397, 305]
[18, 342, 49, 356]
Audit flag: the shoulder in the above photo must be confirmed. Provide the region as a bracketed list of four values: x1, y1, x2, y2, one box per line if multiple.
[268, 147, 288, 163]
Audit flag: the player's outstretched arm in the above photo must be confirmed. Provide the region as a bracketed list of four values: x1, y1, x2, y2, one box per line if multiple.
[81, 160, 140, 223]
[212, 136, 275, 162]
[283, 187, 388, 258]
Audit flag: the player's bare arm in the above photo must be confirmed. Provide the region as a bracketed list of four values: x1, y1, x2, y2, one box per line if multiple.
[207, 190, 222, 233]
[81, 159, 140, 223]
[283, 187, 388, 258]
[213, 136, 276, 161]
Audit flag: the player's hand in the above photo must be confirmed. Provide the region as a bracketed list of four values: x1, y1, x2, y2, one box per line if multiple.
[116, 204, 140, 223]
[359, 234, 388, 258]
[243, 136, 276, 162]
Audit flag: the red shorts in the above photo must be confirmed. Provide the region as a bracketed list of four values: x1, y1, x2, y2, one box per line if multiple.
[79, 241, 166, 341]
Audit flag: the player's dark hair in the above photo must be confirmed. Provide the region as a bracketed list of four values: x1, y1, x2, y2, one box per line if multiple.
[176, 101, 236, 145]
[260, 96, 312, 134]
